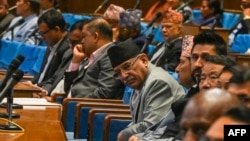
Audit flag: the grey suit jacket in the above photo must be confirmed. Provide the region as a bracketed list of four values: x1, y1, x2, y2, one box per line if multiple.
[121, 63, 185, 141]
[64, 43, 125, 99]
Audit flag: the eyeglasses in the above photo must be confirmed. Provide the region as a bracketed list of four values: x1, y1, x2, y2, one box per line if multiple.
[237, 94, 250, 103]
[199, 73, 220, 85]
[39, 28, 53, 36]
[114, 55, 140, 79]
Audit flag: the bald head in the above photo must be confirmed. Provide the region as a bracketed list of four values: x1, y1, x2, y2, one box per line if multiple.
[181, 88, 241, 141]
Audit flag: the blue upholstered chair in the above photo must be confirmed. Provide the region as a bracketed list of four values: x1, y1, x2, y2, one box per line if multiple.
[0, 39, 46, 75]
[230, 34, 250, 54]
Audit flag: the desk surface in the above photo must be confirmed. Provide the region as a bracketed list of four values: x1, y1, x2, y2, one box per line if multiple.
[0, 105, 66, 141]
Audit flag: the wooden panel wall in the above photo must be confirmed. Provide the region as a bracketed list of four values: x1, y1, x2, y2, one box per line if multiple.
[7, 0, 242, 16]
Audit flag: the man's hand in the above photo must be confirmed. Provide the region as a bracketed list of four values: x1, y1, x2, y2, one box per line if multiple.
[72, 44, 86, 63]
[33, 87, 47, 98]
[117, 131, 123, 141]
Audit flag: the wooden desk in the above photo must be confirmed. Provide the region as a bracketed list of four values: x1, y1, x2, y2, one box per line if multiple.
[0, 106, 62, 121]
[13, 83, 41, 98]
[0, 105, 66, 141]
[0, 70, 40, 97]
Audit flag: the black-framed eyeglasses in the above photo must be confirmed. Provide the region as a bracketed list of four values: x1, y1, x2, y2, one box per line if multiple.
[39, 28, 53, 36]
[237, 94, 250, 103]
[113, 55, 141, 79]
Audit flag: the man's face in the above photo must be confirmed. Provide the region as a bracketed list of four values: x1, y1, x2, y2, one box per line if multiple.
[180, 102, 214, 141]
[218, 71, 233, 90]
[199, 62, 224, 92]
[38, 22, 58, 47]
[0, 5, 8, 17]
[161, 22, 182, 42]
[81, 25, 96, 57]
[191, 44, 217, 83]
[118, 26, 132, 41]
[69, 28, 83, 48]
[228, 82, 250, 107]
[175, 56, 193, 88]
[206, 116, 247, 141]
[200, 0, 214, 19]
[241, 0, 250, 9]
[113, 54, 148, 89]
[16, 0, 29, 16]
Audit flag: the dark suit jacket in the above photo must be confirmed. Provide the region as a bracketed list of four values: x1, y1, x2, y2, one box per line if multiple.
[0, 13, 15, 34]
[64, 43, 125, 99]
[32, 34, 70, 85]
[150, 38, 182, 72]
[39, 49, 73, 95]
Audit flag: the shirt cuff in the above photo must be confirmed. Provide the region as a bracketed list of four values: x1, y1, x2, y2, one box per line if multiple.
[66, 62, 80, 72]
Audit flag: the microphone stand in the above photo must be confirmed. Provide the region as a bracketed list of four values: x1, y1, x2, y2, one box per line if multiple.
[141, 27, 155, 53]
[94, 0, 109, 14]
[0, 89, 20, 119]
[134, 0, 142, 9]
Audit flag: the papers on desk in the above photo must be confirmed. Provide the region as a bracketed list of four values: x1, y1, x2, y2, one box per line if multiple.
[1, 98, 61, 106]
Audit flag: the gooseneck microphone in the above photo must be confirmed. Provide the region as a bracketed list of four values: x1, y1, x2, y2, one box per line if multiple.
[142, 12, 162, 33]
[211, 14, 221, 32]
[94, 0, 109, 14]
[0, 55, 25, 92]
[0, 19, 25, 37]
[141, 27, 155, 53]
[8, 6, 17, 11]
[176, 0, 194, 12]
[134, 0, 142, 9]
[0, 69, 24, 102]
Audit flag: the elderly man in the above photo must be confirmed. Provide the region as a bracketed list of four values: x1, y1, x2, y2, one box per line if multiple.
[1, 0, 40, 45]
[150, 9, 183, 72]
[103, 4, 124, 41]
[108, 38, 185, 141]
[129, 35, 197, 141]
[117, 9, 146, 50]
[180, 88, 241, 141]
[0, 0, 14, 34]
[199, 55, 237, 92]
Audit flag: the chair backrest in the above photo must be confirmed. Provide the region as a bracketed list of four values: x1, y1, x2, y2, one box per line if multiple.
[103, 114, 132, 141]
[62, 98, 123, 132]
[75, 103, 129, 139]
[88, 109, 131, 141]
[231, 34, 250, 53]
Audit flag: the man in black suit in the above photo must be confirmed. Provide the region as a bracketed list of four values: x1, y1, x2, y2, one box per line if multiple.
[30, 10, 70, 87]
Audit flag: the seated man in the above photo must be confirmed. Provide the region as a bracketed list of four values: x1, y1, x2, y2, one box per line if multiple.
[206, 105, 250, 141]
[180, 88, 241, 141]
[1, 0, 40, 45]
[107, 38, 185, 141]
[30, 10, 71, 87]
[150, 9, 183, 72]
[117, 9, 146, 51]
[64, 18, 125, 99]
[0, 0, 14, 34]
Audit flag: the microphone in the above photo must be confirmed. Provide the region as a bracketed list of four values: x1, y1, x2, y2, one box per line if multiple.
[0, 55, 25, 92]
[8, 6, 17, 11]
[141, 26, 155, 53]
[134, 0, 142, 9]
[94, 0, 109, 14]
[176, 0, 194, 12]
[0, 69, 24, 102]
[0, 19, 25, 37]
[211, 14, 221, 32]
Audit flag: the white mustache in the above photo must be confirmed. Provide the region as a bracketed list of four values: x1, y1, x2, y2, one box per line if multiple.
[123, 75, 134, 85]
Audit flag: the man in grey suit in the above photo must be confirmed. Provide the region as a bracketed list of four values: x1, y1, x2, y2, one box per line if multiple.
[107, 38, 185, 141]
[64, 18, 125, 99]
